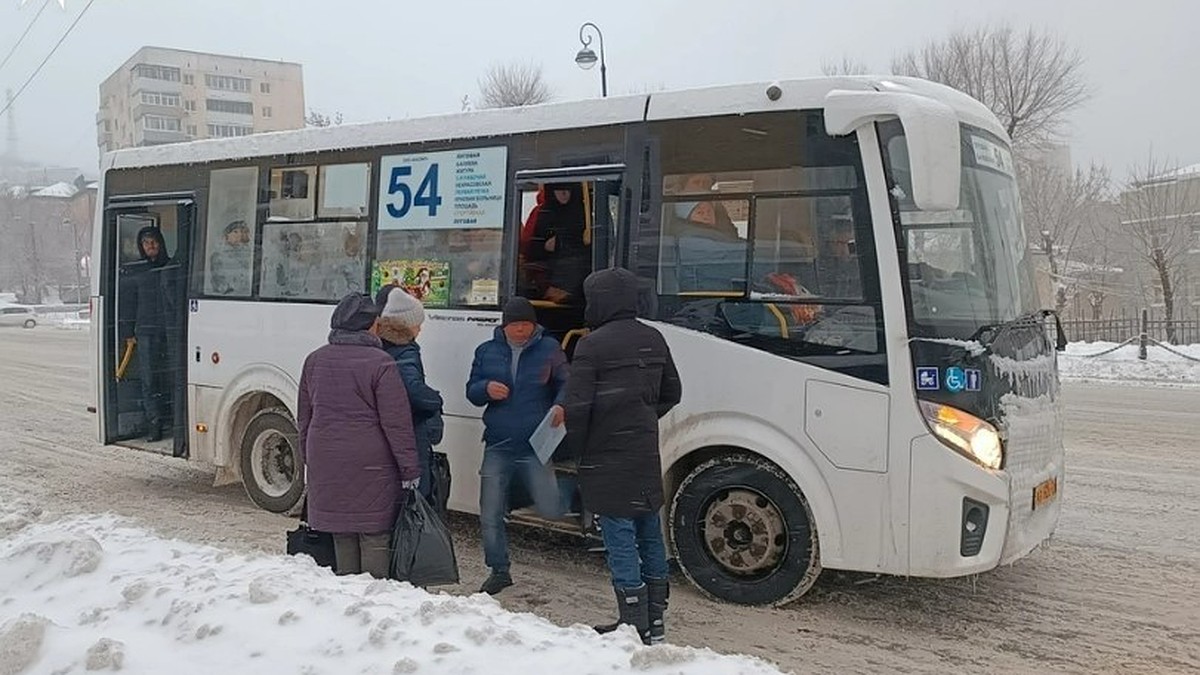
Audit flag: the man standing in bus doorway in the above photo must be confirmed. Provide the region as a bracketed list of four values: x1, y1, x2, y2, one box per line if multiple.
[130, 226, 173, 441]
[465, 296, 568, 595]
[564, 268, 682, 645]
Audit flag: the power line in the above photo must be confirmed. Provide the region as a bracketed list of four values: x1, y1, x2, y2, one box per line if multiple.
[0, 0, 98, 120]
[0, 0, 52, 74]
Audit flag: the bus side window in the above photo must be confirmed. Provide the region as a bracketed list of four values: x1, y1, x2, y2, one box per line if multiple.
[374, 228, 502, 309]
[201, 166, 259, 298]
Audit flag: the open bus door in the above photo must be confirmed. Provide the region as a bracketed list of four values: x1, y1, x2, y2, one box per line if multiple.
[101, 197, 194, 458]
[509, 165, 626, 535]
[513, 165, 624, 356]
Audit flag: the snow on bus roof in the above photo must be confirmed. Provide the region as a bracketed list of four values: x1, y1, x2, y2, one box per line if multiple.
[104, 77, 1004, 172]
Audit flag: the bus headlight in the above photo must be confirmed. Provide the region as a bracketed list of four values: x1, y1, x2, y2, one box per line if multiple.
[918, 400, 1003, 470]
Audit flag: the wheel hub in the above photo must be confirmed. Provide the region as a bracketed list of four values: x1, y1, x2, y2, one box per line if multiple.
[250, 430, 295, 499]
[702, 488, 786, 576]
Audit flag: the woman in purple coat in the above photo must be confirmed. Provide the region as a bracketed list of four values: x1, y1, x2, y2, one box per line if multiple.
[297, 293, 420, 578]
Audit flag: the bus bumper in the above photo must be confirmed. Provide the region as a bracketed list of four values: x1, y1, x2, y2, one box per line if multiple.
[908, 431, 1062, 577]
[907, 435, 1010, 577]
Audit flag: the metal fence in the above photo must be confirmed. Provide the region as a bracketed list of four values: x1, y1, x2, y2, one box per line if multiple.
[1062, 314, 1200, 345]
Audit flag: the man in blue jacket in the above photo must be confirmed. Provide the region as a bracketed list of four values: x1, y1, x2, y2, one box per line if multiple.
[466, 296, 567, 595]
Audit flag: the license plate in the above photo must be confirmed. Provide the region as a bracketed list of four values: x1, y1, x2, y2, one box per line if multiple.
[1032, 477, 1058, 510]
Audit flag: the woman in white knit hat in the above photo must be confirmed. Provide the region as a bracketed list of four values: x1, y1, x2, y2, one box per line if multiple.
[375, 286, 444, 505]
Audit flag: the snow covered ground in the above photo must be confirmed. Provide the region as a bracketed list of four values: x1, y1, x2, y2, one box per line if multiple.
[0, 501, 782, 675]
[1058, 340, 1200, 386]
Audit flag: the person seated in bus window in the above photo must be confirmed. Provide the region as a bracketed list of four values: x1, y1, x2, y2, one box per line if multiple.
[208, 220, 251, 296]
[667, 174, 740, 241]
[526, 182, 590, 304]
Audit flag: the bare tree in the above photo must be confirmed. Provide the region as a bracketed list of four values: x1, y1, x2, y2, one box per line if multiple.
[1119, 154, 1200, 342]
[1019, 156, 1111, 314]
[892, 24, 1090, 150]
[0, 189, 45, 303]
[305, 109, 344, 127]
[821, 56, 869, 76]
[477, 62, 553, 109]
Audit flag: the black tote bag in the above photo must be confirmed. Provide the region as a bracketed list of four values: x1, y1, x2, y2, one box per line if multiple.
[390, 492, 459, 587]
[286, 498, 337, 571]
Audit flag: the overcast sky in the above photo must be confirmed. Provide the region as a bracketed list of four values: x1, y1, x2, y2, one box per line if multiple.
[0, 0, 1195, 178]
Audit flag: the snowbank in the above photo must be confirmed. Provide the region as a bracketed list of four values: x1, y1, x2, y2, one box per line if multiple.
[1058, 341, 1200, 387]
[0, 501, 783, 675]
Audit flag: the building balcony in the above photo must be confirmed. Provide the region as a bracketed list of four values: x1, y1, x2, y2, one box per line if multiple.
[137, 128, 189, 145]
[132, 103, 185, 121]
[131, 75, 182, 94]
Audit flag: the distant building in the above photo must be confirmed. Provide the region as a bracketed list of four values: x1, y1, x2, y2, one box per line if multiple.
[97, 46, 304, 155]
[1118, 163, 1200, 316]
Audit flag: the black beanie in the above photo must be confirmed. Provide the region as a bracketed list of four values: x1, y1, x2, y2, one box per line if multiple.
[329, 292, 380, 331]
[501, 297, 538, 326]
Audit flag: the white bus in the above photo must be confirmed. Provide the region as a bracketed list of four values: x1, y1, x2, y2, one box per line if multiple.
[90, 76, 1065, 605]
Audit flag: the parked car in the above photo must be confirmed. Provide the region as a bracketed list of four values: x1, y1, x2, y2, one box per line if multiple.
[0, 306, 38, 329]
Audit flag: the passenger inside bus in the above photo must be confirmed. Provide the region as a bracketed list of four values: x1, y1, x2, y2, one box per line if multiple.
[667, 174, 740, 242]
[522, 182, 591, 305]
[207, 220, 252, 296]
[117, 225, 180, 443]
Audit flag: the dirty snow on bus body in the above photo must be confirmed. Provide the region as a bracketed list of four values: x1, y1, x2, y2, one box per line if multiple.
[0, 501, 781, 675]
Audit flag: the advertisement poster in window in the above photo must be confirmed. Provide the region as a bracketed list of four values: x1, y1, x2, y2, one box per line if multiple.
[205, 166, 258, 297]
[371, 260, 451, 308]
[377, 146, 508, 230]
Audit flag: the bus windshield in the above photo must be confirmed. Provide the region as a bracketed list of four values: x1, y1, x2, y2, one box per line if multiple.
[881, 120, 1039, 340]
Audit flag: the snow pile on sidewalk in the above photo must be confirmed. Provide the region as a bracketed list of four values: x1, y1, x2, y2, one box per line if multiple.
[1058, 341, 1200, 386]
[0, 502, 783, 675]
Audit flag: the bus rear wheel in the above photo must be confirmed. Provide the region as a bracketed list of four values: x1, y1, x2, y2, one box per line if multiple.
[240, 407, 304, 513]
[670, 454, 821, 606]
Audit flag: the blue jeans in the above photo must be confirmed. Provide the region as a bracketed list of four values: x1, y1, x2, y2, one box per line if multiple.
[598, 512, 670, 590]
[479, 444, 562, 572]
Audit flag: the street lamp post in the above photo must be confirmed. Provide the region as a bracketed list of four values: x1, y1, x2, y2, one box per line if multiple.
[575, 22, 607, 98]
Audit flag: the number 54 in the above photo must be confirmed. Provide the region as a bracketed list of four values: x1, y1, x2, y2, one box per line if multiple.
[386, 163, 443, 218]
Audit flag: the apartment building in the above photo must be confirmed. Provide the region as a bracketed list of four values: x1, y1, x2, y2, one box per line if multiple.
[1118, 163, 1200, 313]
[97, 47, 304, 154]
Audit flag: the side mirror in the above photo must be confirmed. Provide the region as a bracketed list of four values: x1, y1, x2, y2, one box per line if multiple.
[824, 89, 961, 212]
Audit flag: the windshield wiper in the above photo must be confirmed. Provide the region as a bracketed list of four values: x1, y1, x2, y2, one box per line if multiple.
[970, 309, 1067, 352]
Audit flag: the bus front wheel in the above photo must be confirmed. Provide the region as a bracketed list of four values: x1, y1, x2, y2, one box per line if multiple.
[239, 407, 304, 513]
[670, 454, 821, 606]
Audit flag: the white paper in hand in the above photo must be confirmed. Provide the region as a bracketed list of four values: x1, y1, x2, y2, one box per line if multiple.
[529, 408, 566, 465]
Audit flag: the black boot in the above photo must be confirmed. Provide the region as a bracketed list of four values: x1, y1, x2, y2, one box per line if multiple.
[146, 419, 163, 442]
[594, 585, 650, 645]
[645, 578, 669, 644]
